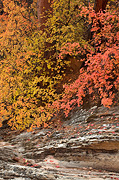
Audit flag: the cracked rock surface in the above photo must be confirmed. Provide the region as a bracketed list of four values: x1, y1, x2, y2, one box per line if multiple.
[0, 106, 119, 179]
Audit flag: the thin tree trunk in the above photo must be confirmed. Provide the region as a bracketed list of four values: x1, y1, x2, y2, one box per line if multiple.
[94, 0, 109, 13]
[37, 0, 52, 30]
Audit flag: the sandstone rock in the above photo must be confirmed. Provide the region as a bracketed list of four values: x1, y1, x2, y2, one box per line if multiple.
[0, 105, 119, 179]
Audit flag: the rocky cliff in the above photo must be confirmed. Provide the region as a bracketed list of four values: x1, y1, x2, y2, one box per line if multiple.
[0, 105, 119, 180]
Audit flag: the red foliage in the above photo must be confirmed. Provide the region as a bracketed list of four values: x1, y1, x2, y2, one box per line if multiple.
[0, 2, 118, 130]
[52, 7, 119, 116]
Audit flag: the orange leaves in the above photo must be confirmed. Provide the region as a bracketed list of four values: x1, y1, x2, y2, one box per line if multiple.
[101, 98, 113, 108]
[59, 42, 84, 59]
[0, 1, 118, 130]
[44, 122, 48, 128]
[0, 0, 39, 130]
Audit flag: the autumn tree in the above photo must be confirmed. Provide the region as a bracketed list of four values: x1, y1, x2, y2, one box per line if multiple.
[51, 5, 119, 116]
[0, 0, 39, 129]
[0, 0, 118, 131]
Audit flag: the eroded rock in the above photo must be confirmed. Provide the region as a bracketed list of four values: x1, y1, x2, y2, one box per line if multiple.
[0, 106, 119, 179]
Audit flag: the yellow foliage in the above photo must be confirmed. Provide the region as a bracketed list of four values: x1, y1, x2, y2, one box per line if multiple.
[0, 0, 92, 130]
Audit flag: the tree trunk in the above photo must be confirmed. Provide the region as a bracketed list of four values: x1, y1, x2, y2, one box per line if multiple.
[94, 0, 109, 13]
[37, 0, 52, 30]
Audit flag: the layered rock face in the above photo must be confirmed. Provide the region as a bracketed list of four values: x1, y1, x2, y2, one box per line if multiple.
[0, 106, 119, 179]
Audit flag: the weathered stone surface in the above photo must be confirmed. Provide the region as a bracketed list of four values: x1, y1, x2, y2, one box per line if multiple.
[0, 106, 119, 179]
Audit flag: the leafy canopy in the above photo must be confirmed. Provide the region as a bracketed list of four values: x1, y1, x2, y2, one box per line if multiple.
[0, 0, 118, 130]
